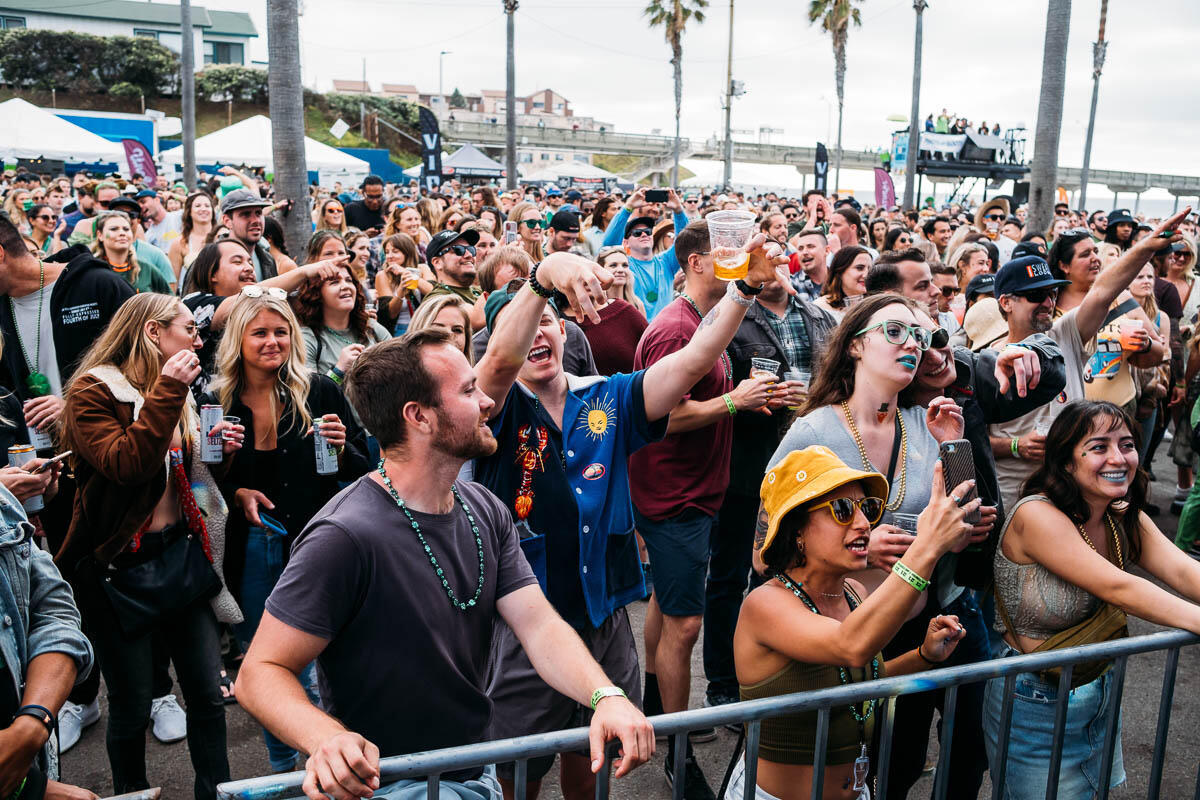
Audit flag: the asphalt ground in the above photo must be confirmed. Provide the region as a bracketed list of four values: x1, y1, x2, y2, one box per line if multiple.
[62, 445, 1197, 799]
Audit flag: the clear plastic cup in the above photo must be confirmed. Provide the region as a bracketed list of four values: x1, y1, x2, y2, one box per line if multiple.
[1118, 319, 1143, 351]
[1034, 420, 1051, 438]
[784, 368, 810, 411]
[221, 416, 240, 442]
[706, 210, 756, 281]
[750, 357, 781, 381]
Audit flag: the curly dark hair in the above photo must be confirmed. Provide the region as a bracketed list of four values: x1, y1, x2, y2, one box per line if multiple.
[799, 293, 922, 416]
[290, 263, 372, 342]
[1021, 400, 1147, 564]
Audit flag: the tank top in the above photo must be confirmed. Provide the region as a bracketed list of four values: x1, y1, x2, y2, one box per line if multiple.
[992, 495, 1104, 639]
[739, 585, 885, 765]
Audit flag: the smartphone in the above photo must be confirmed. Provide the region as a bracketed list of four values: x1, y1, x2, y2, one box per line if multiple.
[645, 189, 669, 203]
[503, 220, 519, 245]
[938, 439, 981, 525]
[31, 451, 72, 473]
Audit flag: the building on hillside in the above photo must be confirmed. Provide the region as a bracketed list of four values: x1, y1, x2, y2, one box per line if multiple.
[0, 0, 256, 65]
[332, 79, 371, 94]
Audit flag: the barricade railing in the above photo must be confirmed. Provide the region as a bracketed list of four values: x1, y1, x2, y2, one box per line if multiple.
[217, 629, 1198, 800]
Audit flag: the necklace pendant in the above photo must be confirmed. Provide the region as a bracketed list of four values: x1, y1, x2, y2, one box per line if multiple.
[853, 745, 869, 791]
[25, 372, 50, 397]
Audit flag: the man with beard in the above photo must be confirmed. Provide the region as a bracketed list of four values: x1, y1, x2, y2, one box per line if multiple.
[236, 253, 656, 800]
[476, 237, 787, 800]
[343, 175, 386, 236]
[988, 209, 1188, 508]
[599, 188, 689, 319]
[220, 189, 276, 280]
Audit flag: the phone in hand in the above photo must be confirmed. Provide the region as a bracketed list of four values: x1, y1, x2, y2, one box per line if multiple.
[504, 221, 519, 244]
[645, 189, 669, 203]
[31, 451, 72, 473]
[938, 439, 981, 525]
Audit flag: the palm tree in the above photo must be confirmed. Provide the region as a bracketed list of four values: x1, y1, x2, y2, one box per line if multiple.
[504, 0, 518, 191]
[808, 0, 862, 195]
[1028, 0, 1072, 234]
[644, 0, 708, 188]
[267, 0, 310, 259]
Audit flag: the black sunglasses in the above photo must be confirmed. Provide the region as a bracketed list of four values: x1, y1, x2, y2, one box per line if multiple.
[984, 213, 1004, 221]
[448, 244, 476, 257]
[807, 496, 885, 526]
[628, 228, 653, 238]
[940, 286, 960, 298]
[930, 326, 950, 348]
[1014, 287, 1058, 304]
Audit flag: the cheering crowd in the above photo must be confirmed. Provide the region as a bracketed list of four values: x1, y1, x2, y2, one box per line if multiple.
[1, 166, 1199, 800]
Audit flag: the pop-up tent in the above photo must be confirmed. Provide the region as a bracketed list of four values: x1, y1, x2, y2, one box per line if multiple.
[161, 115, 369, 181]
[442, 143, 505, 179]
[0, 98, 126, 163]
[679, 158, 806, 195]
[520, 160, 621, 191]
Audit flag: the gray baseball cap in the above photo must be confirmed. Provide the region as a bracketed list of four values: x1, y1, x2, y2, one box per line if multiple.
[220, 188, 272, 216]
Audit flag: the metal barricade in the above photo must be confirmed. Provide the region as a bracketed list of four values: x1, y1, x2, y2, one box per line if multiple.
[217, 629, 1198, 800]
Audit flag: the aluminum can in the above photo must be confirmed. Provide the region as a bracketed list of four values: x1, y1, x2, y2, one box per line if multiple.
[27, 424, 52, 451]
[8, 444, 43, 513]
[200, 404, 224, 464]
[313, 420, 339, 475]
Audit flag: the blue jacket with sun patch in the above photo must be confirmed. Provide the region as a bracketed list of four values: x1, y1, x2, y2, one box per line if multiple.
[474, 371, 667, 629]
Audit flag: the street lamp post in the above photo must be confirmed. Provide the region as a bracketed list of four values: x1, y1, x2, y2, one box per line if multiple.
[1078, 0, 1107, 212]
[902, 0, 927, 210]
[439, 50, 452, 98]
[722, 0, 734, 190]
[504, 1, 518, 191]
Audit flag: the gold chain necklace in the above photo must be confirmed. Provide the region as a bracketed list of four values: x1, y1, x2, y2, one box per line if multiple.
[1077, 513, 1124, 569]
[841, 400, 906, 511]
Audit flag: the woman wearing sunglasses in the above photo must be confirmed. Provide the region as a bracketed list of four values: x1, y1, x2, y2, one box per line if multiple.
[882, 226, 912, 253]
[26, 203, 65, 256]
[60, 293, 245, 799]
[507, 201, 546, 264]
[314, 199, 348, 235]
[732, 445, 975, 800]
[766, 294, 994, 798]
[181, 240, 349, 389]
[202, 291, 369, 773]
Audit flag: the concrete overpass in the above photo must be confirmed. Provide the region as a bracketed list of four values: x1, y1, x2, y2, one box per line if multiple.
[440, 120, 1200, 200]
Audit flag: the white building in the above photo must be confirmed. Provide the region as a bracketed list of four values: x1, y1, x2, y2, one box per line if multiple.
[0, 0, 257, 66]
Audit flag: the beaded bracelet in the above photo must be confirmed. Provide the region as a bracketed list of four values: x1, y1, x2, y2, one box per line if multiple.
[723, 393, 737, 416]
[892, 561, 929, 592]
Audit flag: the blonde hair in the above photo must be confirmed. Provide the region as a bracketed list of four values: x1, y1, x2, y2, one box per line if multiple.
[946, 242, 989, 285]
[90, 211, 142, 288]
[209, 293, 313, 436]
[66, 293, 198, 448]
[507, 202, 545, 262]
[596, 246, 646, 316]
[408, 294, 474, 364]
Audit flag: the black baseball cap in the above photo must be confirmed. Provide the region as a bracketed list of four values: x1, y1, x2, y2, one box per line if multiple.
[565, 190, 583, 202]
[107, 197, 141, 215]
[426, 228, 480, 262]
[1012, 241, 1047, 260]
[623, 215, 656, 238]
[964, 273, 996, 302]
[549, 209, 580, 233]
[993, 256, 1071, 297]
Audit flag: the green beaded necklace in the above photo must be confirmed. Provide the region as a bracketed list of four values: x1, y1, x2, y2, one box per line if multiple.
[377, 460, 485, 611]
[774, 571, 878, 727]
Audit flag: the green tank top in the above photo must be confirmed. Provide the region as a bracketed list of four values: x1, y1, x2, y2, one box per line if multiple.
[739, 584, 885, 766]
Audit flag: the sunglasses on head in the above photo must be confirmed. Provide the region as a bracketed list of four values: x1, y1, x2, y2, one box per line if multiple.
[1013, 287, 1058, 304]
[448, 244, 476, 257]
[628, 228, 653, 238]
[241, 285, 288, 300]
[807, 496, 885, 526]
[857, 320, 935, 350]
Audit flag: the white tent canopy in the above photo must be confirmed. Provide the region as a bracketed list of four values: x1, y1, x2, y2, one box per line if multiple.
[0, 98, 126, 163]
[679, 158, 807, 195]
[519, 160, 620, 182]
[161, 115, 369, 179]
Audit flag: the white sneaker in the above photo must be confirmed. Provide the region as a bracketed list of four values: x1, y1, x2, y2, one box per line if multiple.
[150, 694, 187, 743]
[58, 699, 100, 753]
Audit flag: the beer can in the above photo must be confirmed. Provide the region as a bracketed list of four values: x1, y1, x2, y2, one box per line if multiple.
[8, 444, 43, 513]
[200, 404, 224, 464]
[313, 420, 339, 475]
[27, 424, 52, 451]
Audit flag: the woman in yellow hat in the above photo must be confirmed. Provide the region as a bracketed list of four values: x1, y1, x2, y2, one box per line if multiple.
[728, 445, 979, 800]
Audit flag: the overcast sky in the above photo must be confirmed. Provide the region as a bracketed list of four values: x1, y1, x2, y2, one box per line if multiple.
[203, 0, 1198, 199]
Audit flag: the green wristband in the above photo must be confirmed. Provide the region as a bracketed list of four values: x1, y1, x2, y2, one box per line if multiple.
[723, 393, 737, 416]
[591, 686, 627, 710]
[892, 560, 929, 592]
[1010, 437, 1020, 459]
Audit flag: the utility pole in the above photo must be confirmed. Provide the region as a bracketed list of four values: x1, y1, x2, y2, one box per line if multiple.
[504, 0, 518, 191]
[1078, 0, 1107, 212]
[360, 57, 367, 135]
[180, 0, 196, 189]
[439, 51, 451, 97]
[721, 0, 734, 190]
[902, 0, 927, 210]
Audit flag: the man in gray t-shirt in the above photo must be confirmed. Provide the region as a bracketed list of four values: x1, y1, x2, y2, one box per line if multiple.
[236, 257, 655, 799]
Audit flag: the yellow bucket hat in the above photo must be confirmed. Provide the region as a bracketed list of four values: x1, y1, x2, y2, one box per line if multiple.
[759, 445, 889, 552]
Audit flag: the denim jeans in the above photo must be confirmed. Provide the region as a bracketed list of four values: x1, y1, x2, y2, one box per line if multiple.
[234, 525, 320, 772]
[703, 492, 758, 700]
[87, 594, 229, 800]
[983, 643, 1125, 799]
[875, 590, 990, 799]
